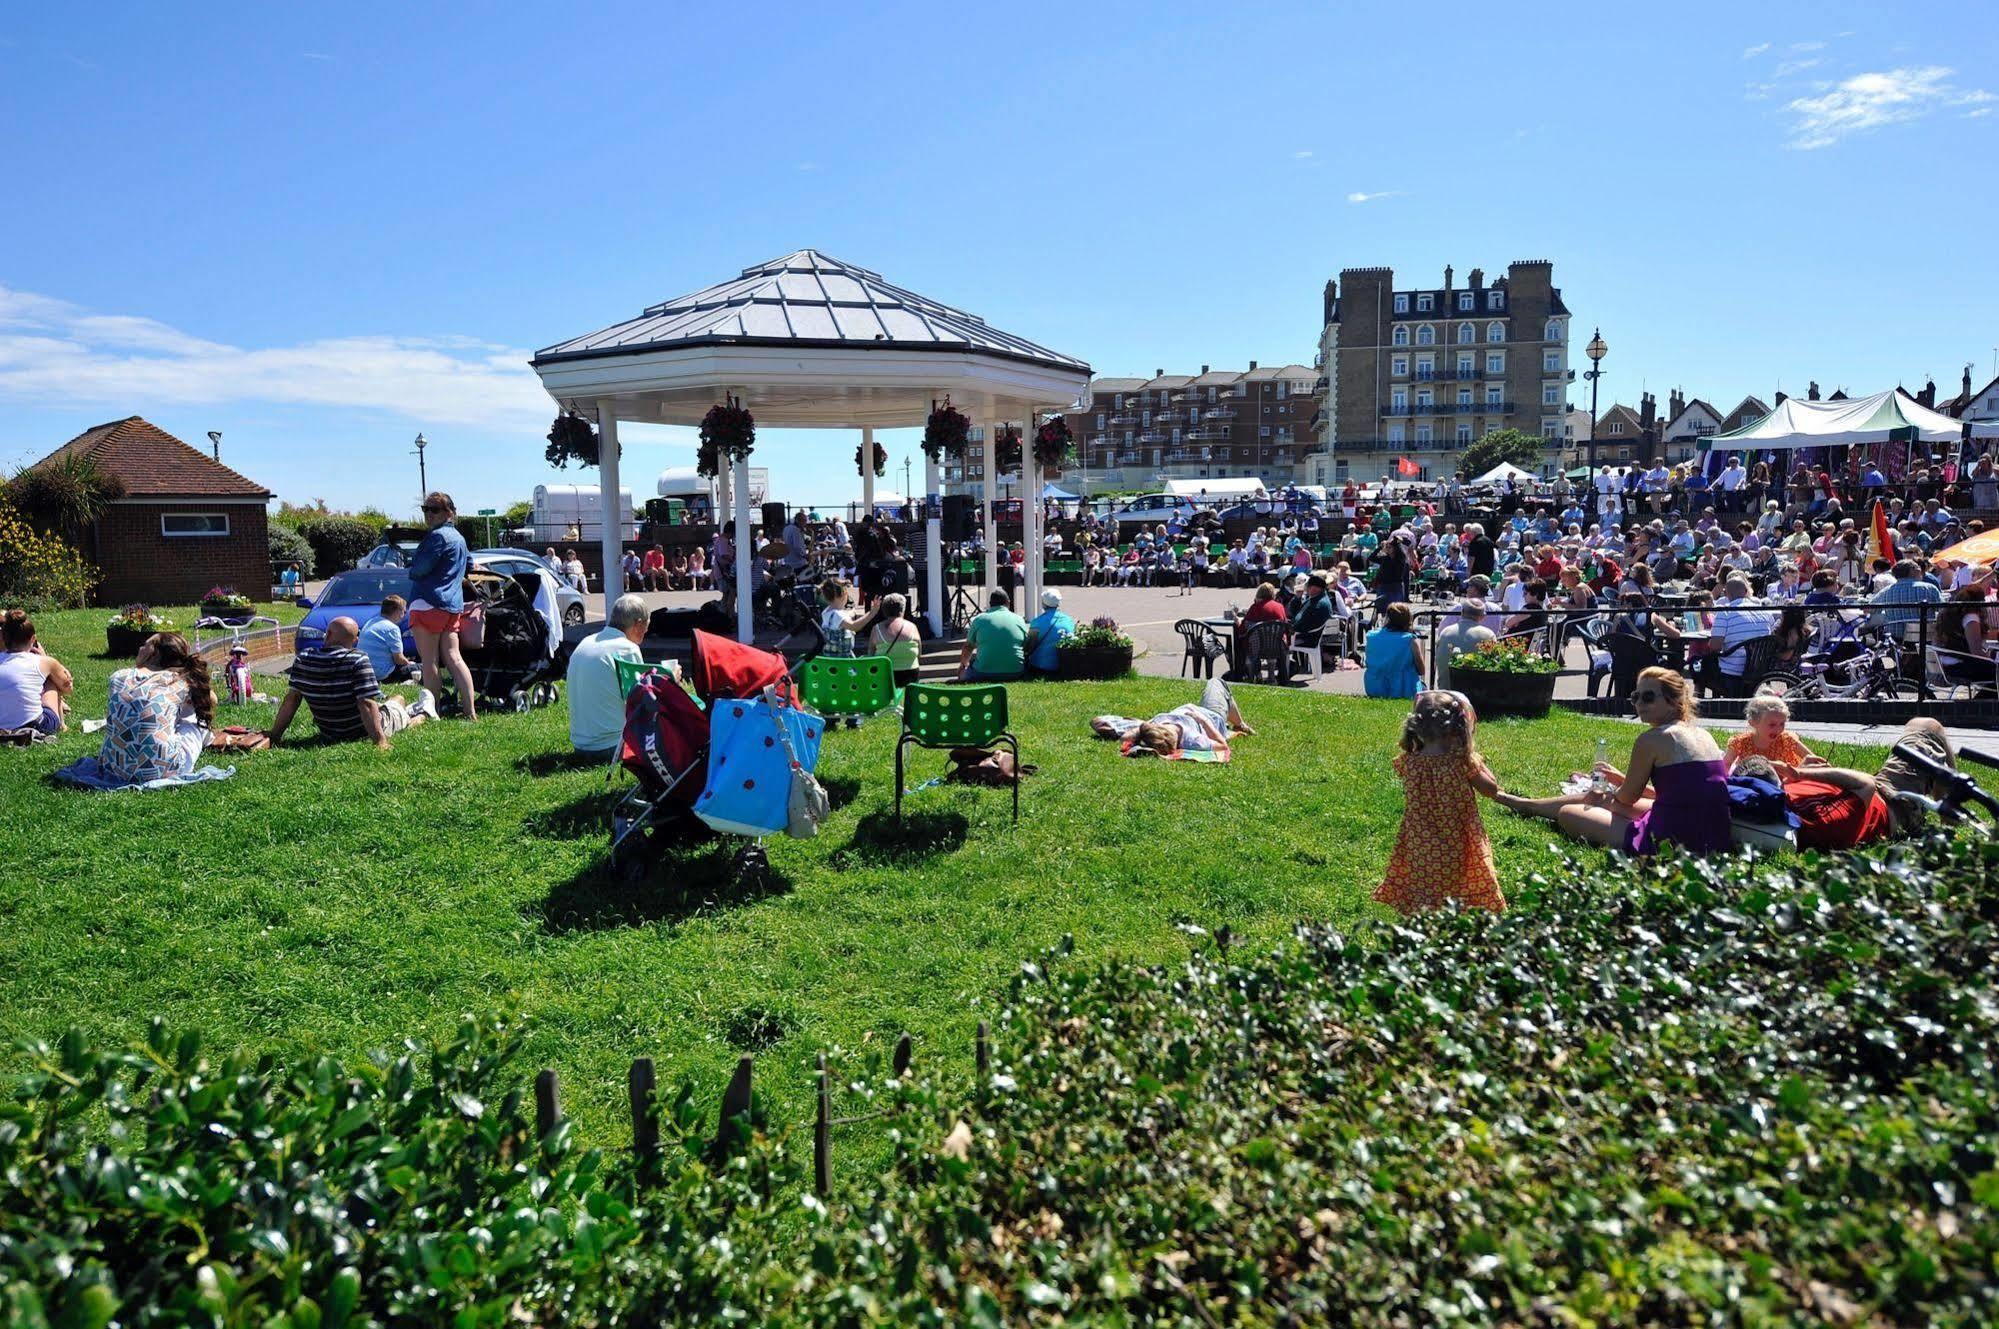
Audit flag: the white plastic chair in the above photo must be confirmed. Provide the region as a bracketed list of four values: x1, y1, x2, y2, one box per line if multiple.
[1923, 646, 1986, 701]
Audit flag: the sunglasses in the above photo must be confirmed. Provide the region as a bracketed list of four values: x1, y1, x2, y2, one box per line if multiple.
[1628, 690, 1662, 705]
[422, 504, 449, 513]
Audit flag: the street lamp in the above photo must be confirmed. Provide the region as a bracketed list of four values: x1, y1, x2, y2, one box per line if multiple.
[412, 432, 429, 501]
[1583, 330, 1608, 474]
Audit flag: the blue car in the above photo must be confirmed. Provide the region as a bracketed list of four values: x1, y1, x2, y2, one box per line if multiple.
[294, 568, 417, 657]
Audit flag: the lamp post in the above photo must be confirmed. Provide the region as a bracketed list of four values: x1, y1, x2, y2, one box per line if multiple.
[1583, 330, 1608, 475]
[205, 430, 221, 461]
[412, 432, 429, 501]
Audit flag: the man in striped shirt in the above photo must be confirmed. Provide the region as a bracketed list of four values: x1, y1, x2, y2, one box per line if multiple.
[268, 617, 435, 750]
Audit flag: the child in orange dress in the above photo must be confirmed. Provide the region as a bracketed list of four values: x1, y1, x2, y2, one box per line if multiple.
[1723, 694, 1825, 779]
[1374, 690, 1507, 915]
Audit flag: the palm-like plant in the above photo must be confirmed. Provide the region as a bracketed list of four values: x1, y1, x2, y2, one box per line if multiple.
[6, 454, 126, 545]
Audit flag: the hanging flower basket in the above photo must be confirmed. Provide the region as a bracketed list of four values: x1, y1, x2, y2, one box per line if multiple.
[855, 441, 888, 477]
[1033, 416, 1074, 477]
[698, 395, 756, 479]
[921, 398, 971, 463]
[544, 410, 603, 470]
[994, 425, 1023, 476]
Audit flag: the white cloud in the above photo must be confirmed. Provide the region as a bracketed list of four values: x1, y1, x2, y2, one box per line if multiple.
[1783, 65, 1995, 148]
[1789, 40, 1826, 52]
[0, 284, 549, 429]
[1292, 149, 1313, 159]
[1346, 190, 1404, 204]
[1742, 42, 1771, 58]
[1773, 57, 1821, 78]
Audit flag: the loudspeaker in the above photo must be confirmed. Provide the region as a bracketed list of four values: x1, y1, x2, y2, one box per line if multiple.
[941, 494, 976, 541]
[760, 501, 789, 533]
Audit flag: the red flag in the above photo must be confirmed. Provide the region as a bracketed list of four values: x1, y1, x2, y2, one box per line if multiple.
[1395, 456, 1420, 477]
[1869, 500, 1895, 565]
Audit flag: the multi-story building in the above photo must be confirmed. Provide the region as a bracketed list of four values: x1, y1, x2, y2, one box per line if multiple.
[990, 362, 1320, 496]
[1312, 260, 1574, 481]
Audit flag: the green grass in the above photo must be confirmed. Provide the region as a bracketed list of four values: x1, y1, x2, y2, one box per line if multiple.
[0, 601, 1939, 1145]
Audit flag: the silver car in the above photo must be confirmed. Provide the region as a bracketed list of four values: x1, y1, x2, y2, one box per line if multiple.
[472, 548, 588, 627]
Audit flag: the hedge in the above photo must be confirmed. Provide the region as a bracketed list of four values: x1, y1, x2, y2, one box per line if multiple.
[5, 834, 1996, 1325]
[267, 522, 315, 580]
[292, 515, 380, 575]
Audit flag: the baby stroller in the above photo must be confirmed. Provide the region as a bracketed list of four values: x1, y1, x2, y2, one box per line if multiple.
[607, 630, 813, 885]
[456, 567, 561, 713]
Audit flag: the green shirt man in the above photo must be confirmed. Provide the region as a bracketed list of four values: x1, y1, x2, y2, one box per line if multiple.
[960, 590, 1032, 681]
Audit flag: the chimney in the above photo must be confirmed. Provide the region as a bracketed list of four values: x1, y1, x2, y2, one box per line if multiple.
[1966, 365, 1976, 398]
[1248, 360, 1258, 370]
[1775, 391, 1788, 407]
[1443, 264, 1454, 290]
[1322, 278, 1337, 325]
[1200, 364, 1209, 375]
[1807, 380, 1821, 401]
[1639, 392, 1656, 429]
[1919, 377, 1935, 408]
[1668, 389, 1685, 421]
[1468, 267, 1484, 289]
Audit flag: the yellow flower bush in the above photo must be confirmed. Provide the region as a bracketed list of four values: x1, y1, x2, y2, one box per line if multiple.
[0, 500, 97, 610]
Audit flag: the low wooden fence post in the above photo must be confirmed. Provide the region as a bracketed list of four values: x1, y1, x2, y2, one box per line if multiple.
[628, 1058, 657, 1162]
[975, 1021, 989, 1076]
[714, 1054, 753, 1153]
[813, 1052, 832, 1197]
[892, 1032, 912, 1078]
[534, 1068, 561, 1141]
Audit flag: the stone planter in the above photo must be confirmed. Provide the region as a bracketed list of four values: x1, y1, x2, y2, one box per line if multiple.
[1452, 667, 1558, 719]
[1056, 642, 1134, 681]
[105, 624, 152, 657]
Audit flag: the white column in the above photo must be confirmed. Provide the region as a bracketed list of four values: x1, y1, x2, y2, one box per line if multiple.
[859, 425, 876, 523]
[716, 456, 731, 535]
[733, 454, 753, 643]
[1024, 418, 1041, 613]
[982, 417, 999, 598]
[925, 451, 943, 636]
[595, 401, 622, 620]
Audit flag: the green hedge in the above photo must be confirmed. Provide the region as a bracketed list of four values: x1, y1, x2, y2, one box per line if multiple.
[6, 836, 1996, 1325]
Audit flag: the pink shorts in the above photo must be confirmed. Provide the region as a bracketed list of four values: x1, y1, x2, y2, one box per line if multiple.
[408, 608, 463, 634]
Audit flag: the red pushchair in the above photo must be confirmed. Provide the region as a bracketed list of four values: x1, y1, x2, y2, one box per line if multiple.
[607, 631, 796, 882]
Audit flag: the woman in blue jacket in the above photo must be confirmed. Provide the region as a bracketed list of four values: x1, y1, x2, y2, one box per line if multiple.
[407, 491, 476, 718]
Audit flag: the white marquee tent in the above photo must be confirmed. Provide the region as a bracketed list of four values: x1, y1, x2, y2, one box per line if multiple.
[1471, 461, 1537, 485]
[1698, 388, 1998, 451]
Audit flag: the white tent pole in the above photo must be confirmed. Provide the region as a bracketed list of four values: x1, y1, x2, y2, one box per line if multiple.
[983, 416, 999, 600]
[860, 425, 876, 525]
[732, 389, 753, 644]
[595, 400, 622, 619]
[924, 446, 943, 636]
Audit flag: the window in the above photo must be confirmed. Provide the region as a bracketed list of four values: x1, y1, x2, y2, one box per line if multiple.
[1258, 425, 1271, 438]
[1416, 293, 1433, 312]
[1391, 389, 1408, 409]
[1416, 355, 1435, 377]
[1113, 395, 1123, 410]
[1415, 424, 1433, 444]
[1094, 412, 1105, 429]
[1458, 292, 1474, 311]
[1542, 350, 1561, 373]
[1206, 386, 1217, 401]
[1486, 322, 1505, 343]
[1486, 387, 1504, 407]
[1276, 380, 1287, 399]
[1490, 289, 1506, 310]
[1456, 424, 1473, 443]
[1542, 384, 1561, 406]
[1456, 389, 1472, 407]
[161, 512, 230, 537]
[1607, 421, 1624, 436]
[1485, 351, 1504, 375]
[1456, 354, 1474, 375]
[1391, 356, 1408, 377]
[1141, 410, 1151, 425]
[1392, 326, 1410, 347]
[1393, 293, 1409, 313]
[1387, 424, 1405, 444]
[1545, 319, 1564, 341]
[1456, 323, 1475, 344]
[1415, 389, 1433, 407]
[1543, 419, 1562, 439]
[1416, 325, 1435, 346]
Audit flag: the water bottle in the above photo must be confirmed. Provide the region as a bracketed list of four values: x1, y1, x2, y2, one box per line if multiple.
[1590, 738, 1612, 796]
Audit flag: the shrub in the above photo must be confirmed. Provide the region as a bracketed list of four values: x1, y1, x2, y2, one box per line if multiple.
[268, 521, 315, 578]
[4, 453, 125, 544]
[1061, 613, 1133, 651]
[294, 515, 381, 573]
[0, 501, 96, 611]
[1451, 634, 1561, 674]
[6, 836, 1997, 1324]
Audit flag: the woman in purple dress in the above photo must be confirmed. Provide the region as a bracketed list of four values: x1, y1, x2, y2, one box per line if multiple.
[1499, 666, 1731, 855]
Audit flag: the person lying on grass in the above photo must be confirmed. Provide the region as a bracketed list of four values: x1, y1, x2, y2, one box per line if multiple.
[1090, 678, 1254, 757]
[1732, 717, 1962, 850]
[267, 616, 435, 752]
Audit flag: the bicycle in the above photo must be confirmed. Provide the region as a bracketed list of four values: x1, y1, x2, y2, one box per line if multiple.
[1888, 740, 1999, 828]
[1754, 624, 1916, 703]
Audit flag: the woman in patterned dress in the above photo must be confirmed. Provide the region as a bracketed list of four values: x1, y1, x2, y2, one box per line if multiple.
[1374, 690, 1506, 915]
[97, 633, 216, 783]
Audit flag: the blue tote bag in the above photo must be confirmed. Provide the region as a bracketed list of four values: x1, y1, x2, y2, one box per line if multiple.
[694, 690, 824, 838]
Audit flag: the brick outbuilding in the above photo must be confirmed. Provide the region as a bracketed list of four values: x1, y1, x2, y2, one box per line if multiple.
[27, 417, 273, 606]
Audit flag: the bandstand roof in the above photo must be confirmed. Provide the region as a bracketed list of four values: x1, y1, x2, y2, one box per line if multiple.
[531, 250, 1090, 428]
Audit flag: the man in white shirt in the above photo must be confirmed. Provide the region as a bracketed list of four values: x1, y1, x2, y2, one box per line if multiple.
[1716, 456, 1747, 512]
[565, 593, 652, 756]
[1710, 576, 1773, 680]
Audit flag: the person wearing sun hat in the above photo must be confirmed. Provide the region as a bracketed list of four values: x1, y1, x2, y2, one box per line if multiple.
[1025, 588, 1076, 677]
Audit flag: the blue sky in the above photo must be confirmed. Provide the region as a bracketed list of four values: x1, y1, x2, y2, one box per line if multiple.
[2, 1, 1993, 514]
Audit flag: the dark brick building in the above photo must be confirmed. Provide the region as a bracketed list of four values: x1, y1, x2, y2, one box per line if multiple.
[1314, 260, 1574, 481]
[27, 417, 273, 606]
[1042, 363, 1319, 495]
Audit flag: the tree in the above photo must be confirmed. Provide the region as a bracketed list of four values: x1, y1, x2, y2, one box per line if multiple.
[1457, 428, 1547, 481]
[5, 454, 126, 546]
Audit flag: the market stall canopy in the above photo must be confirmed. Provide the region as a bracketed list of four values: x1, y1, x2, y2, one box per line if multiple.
[1697, 388, 1998, 452]
[1040, 481, 1079, 500]
[1471, 462, 1537, 485]
[1164, 477, 1266, 499]
[1931, 528, 1999, 566]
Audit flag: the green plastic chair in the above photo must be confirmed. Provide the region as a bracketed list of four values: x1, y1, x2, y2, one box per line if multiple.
[897, 683, 1019, 823]
[801, 655, 897, 722]
[615, 657, 670, 699]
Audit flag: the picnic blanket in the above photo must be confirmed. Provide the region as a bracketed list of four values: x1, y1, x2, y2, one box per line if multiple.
[52, 755, 236, 792]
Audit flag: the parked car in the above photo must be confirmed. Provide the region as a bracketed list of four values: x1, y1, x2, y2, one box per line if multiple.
[471, 548, 587, 627]
[294, 555, 572, 657]
[1108, 494, 1198, 529]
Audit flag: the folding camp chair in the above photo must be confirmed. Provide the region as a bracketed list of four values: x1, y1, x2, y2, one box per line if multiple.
[896, 682, 1020, 824]
[606, 657, 674, 785]
[800, 654, 898, 725]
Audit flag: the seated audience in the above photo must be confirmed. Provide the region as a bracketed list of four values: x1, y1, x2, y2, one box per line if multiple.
[1364, 602, 1425, 699]
[960, 589, 1030, 682]
[1723, 693, 1823, 777]
[1026, 589, 1077, 676]
[563, 593, 650, 757]
[0, 609, 73, 736]
[269, 617, 434, 751]
[1433, 600, 1496, 689]
[357, 594, 416, 683]
[867, 593, 923, 688]
[1733, 718, 1962, 850]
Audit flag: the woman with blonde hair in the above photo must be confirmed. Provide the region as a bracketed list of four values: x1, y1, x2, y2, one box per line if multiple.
[1499, 666, 1731, 855]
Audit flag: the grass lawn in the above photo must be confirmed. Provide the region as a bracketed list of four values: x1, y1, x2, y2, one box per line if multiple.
[0, 601, 1945, 1146]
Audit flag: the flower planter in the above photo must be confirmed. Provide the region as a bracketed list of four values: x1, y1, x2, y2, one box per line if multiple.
[1057, 643, 1134, 681]
[105, 624, 151, 657]
[1452, 667, 1557, 719]
[201, 604, 253, 625]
